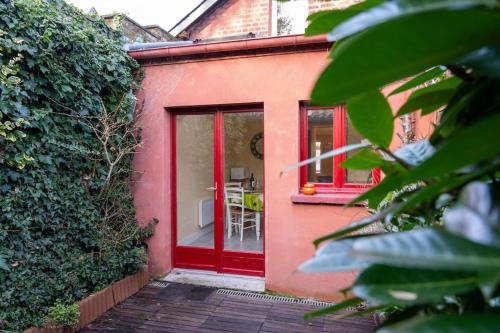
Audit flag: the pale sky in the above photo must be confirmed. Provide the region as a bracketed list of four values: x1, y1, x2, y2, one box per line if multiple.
[65, 0, 203, 31]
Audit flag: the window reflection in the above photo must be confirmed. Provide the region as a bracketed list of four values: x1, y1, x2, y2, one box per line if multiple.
[307, 109, 333, 183]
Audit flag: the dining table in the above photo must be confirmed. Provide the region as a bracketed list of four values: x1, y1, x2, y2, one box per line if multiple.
[243, 191, 263, 212]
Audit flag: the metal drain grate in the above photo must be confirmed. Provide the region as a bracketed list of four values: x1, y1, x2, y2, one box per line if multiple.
[149, 281, 170, 288]
[217, 289, 338, 308]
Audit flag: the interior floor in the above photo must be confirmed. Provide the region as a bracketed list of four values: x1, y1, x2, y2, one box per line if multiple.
[178, 224, 263, 253]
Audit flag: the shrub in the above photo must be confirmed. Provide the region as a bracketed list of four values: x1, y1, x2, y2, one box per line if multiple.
[46, 302, 80, 329]
[296, 0, 500, 331]
[0, 0, 152, 330]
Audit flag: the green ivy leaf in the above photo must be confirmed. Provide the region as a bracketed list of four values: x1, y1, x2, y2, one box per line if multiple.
[0, 256, 9, 271]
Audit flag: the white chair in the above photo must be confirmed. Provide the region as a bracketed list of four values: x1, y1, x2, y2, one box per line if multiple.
[224, 182, 242, 189]
[223, 182, 241, 231]
[224, 185, 260, 241]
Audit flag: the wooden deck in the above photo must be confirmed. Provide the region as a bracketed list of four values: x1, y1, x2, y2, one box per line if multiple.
[79, 283, 376, 333]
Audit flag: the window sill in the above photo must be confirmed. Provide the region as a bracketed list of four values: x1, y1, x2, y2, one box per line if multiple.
[290, 192, 366, 206]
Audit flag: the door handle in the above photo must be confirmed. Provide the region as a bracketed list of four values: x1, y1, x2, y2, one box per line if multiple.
[206, 183, 217, 200]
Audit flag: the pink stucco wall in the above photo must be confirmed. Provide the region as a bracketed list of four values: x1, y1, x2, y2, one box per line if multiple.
[132, 45, 415, 301]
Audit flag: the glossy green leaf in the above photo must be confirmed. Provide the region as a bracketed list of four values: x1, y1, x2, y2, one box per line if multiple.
[392, 174, 473, 215]
[398, 90, 455, 116]
[430, 79, 487, 139]
[396, 78, 461, 116]
[328, 0, 498, 41]
[347, 90, 394, 148]
[377, 314, 500, 333]
[299, 238, 368, 272]
[421, 103, 447, 116]
[460, 45, 500, 78]
[479, 274, 500, 300]
[353, 228, 500, 272]
[444, 182, 500, 249]
[305, 0, 384, 36]
[340, 148, 387, 170]
[350, 174, 405, 208]
[407, 112, 500, 182]
[312, 9, 500, 105]
[332, 305, 387, 320]
[281, 141, 370, 175]
[304, 297, 363, 319]
[398, 77, 462, 116]
[389, 67, 445, 96]
[393, 140, 435, 167]
[391, 157, 500, 216]
[313, 206, 397, 246]
[353, 265, 482, 306]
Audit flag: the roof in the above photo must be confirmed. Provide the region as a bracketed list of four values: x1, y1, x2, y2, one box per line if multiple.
[102, 13, 160, 41]
[128, 34, 329, 63]
[168, 0, 220, 37]
[143, 24, 170, 35]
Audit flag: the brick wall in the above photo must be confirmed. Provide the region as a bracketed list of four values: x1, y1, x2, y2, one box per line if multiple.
[145, 26, 175, 41]
[308, 0, 362, 13]
[186, 0, 362, 40]
[187, 0, 270, 40]
[105, 16, 158, 43]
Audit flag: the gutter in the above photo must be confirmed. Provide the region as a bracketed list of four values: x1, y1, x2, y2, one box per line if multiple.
[124, 41, 194, 51]
[128, 34, 328, 60]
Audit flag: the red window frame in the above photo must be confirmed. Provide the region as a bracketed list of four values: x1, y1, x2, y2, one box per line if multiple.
[299, 104, 381, 194]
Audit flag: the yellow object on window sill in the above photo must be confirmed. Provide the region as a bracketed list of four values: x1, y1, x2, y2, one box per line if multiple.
[302, 183, 316, 195]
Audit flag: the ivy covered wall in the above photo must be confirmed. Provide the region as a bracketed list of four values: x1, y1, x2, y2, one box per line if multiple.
[0, 0, 151, 330]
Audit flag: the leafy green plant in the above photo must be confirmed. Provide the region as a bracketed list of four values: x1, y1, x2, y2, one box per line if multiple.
[292, 0, 500, 331]
[46, 302, 80, 329]
[0, 251, 8, 283]
[0, 0, 152, 330]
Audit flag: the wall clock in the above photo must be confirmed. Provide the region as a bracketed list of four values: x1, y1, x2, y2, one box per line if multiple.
[250, 132, 263, 160]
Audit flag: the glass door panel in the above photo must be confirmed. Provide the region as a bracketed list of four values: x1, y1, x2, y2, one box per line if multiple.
[223, 112, 264, 253]
[176, 114, 215, 248]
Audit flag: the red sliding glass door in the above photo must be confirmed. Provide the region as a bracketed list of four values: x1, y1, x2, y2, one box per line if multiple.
[171, 107, 264, 276]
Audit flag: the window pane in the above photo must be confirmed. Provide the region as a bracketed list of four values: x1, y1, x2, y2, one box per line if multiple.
[307, 109, 333, 183]
[276, 0, 308, 36]
[176, 114, 214, 248]
[346, 118, 372, 184]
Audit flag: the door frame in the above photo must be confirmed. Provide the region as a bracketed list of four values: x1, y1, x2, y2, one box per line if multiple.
[169, 104, 265, 277]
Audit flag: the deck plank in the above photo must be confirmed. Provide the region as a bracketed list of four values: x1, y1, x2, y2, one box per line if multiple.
[79, 283, 375, 333]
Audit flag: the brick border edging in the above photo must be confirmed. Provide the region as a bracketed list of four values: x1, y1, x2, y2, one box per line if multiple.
[24, 267, 149, 333]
